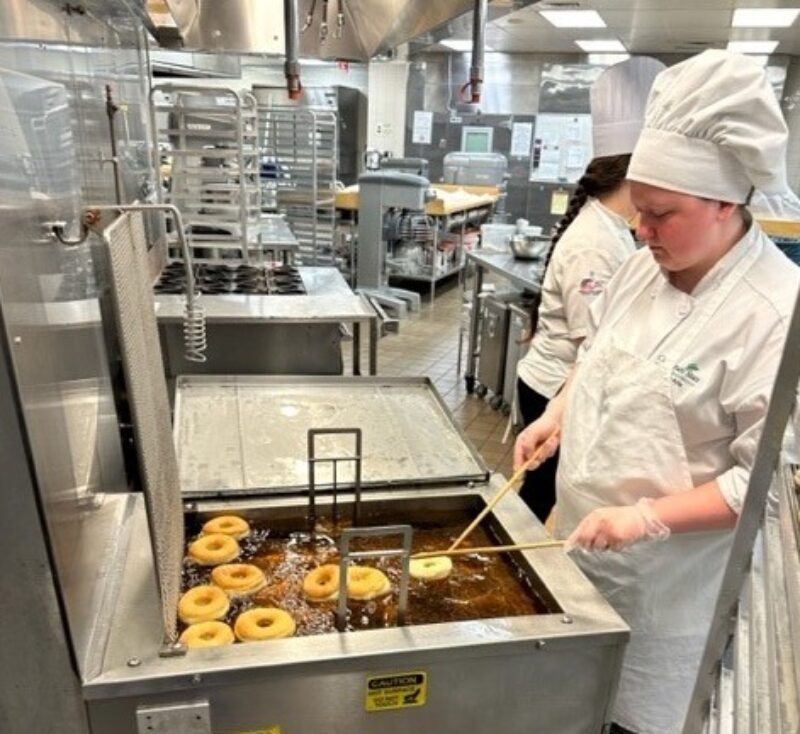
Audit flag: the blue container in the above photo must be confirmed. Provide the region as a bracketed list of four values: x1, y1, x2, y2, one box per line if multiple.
[772, 237, 800, 267]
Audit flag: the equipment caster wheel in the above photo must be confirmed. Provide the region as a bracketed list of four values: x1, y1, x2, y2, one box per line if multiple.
[489, 395, 503, 410]
[475, 384, 488, 398]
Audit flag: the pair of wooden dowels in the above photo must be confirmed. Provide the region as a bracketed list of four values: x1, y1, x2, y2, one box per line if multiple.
[411, 429, 564, 561]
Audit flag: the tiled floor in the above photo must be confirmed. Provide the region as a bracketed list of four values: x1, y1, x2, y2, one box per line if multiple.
[343, 276, 515, 479]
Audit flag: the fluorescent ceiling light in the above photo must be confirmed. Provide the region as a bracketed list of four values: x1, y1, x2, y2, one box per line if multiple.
[540, 10, 606, 28]
[440, 39, 493, 51]
[726, 40, 779, 54]
[575, 39, 627, 53]
[588, 53, 631, 65]
[732, 8, 800, 28]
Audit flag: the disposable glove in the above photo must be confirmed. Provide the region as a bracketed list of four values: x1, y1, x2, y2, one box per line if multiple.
[565, 498, 671, 552]
[513, 414, 560, 470]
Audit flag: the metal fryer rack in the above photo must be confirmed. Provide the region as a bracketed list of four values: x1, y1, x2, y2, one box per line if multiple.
[102, 211, 184, 649]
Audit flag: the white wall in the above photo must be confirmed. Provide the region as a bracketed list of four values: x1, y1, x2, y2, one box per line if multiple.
[366, 59, 409, 156]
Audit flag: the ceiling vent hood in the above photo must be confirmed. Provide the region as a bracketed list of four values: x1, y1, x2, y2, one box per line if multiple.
[153, 0, 480, 60]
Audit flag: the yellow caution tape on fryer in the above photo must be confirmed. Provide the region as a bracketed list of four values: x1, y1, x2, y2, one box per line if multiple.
[223, 727, 281, 734]
[365, 671, 428, 712]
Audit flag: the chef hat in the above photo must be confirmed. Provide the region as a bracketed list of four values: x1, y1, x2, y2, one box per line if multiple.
[591, 56, 666, 158]
[628, 50, 791, 204]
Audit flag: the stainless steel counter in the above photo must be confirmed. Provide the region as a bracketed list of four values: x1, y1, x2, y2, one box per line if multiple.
[464, 250, 545, 393]
[154, 267, 367, 321]
[467, 250, 545, 293]
[155, 267, 379, 376]
[258, 214, 300, 263]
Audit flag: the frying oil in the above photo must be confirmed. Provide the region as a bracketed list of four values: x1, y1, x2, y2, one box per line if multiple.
[182, 516, 547, 638]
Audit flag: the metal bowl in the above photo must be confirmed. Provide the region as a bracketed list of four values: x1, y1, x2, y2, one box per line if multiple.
[509, 234, 551, 260]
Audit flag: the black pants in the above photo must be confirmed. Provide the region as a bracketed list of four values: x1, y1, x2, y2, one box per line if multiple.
[609, 724, 638, 734]
[516, 377, 559, 523]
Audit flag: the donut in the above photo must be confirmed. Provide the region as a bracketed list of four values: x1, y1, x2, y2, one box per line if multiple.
[179, 621, 235, 649]
[178, 585, 230, 625]
[211, 563, 267, 598]
[234, 608, 296, 642]
[202, 515, 250, 540]
[347, 565, 391, 601]
[188, 533, 240, 566]
[410, 556, 453, 581]
[303, 563, 340, 602]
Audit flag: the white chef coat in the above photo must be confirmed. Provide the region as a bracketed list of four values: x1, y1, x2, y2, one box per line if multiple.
[517, 198, 636, 398]
[558, 220, 799, 733]
[579, 221, 800, 513]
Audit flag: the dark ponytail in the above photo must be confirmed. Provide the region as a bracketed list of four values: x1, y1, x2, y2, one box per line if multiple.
[542, 153, 632, 274]
[524, 153, 632, 341]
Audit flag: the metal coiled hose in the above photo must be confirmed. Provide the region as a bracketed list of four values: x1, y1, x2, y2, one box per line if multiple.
[183, 295, 207, 363]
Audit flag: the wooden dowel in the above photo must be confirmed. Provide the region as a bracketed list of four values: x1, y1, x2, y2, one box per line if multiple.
[413, 539, 564, 560]
[447, 428, 560, 552]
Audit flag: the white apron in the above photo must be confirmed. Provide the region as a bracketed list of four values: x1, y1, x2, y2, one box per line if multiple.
[554, 244, 760, 734]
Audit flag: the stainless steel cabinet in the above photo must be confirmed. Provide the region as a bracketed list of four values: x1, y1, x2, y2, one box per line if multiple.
[476, 295, 510, 406]
[503, 302, 531, 411]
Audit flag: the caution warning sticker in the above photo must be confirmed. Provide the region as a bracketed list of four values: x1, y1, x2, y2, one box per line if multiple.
[365, 671, 428, 712]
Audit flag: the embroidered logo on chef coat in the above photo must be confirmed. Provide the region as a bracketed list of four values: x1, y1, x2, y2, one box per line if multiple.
[579, 273, 605, 296]
[671, 362, 701, 388]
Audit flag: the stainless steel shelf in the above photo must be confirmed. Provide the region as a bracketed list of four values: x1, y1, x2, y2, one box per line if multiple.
[388, 262, 466, 283]
[152, 85, 263, 262]
[258, 105, 338, 266]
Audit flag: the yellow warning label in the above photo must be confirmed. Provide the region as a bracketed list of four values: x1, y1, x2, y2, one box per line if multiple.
[223, 727, 281, 734]
[365, 671, 428, 712]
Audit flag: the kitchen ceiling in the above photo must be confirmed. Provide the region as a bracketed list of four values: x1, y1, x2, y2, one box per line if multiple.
[432, 0, 800, 56]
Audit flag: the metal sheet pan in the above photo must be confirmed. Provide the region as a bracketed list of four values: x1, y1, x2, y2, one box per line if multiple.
[174, 376, 489, 496]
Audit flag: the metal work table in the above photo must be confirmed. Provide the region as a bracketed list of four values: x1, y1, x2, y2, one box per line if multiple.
[258, 214, 300, 263]
[155, 267, 379, 375]
[337, 184, 499, 305]
[464, 250, 544, 392]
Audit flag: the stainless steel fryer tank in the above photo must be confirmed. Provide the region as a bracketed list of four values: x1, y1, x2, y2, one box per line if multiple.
[82, 480, 628, 734]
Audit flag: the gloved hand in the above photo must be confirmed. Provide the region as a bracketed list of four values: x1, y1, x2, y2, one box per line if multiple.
[513, 414, 560, 471]
[565, 498, 671, 552]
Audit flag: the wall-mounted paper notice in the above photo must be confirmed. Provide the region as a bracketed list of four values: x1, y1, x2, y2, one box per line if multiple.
[510, 122, 533, 158]
[551, 189, 570, 216]
[530, 114, 593, 183]
[566, 146, 585, 169]
[412, 110, 433, 145]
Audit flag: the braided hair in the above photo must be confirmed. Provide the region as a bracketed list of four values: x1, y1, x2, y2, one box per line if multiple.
[524, 154, 632, 341]
[542, 153, 632, 274]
